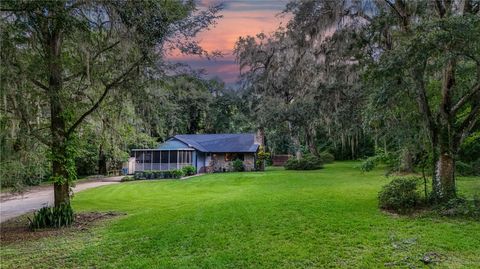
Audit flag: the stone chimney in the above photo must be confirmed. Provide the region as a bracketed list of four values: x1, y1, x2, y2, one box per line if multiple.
[254, 128, 265, 148]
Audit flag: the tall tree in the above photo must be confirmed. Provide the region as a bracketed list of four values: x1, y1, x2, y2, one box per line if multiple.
[0, 0, 220, 207]
[283, 0, 480, 201]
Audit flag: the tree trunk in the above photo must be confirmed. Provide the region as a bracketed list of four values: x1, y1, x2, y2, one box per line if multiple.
[433, 152, 456, 201]
[400, 148, 414, 173]
[293, 134, 302, 159]
[98, 144, 107, 175]
[431, 59, 457, 201]
[47, 13, 70, 207]
[305, 126, 317, 156]
[287, 121, 302, 159]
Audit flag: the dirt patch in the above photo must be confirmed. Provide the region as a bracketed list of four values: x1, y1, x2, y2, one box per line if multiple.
[0, 211, 125, 244]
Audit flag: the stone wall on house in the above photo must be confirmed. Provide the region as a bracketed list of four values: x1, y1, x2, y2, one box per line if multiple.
[244, 153, 255, 171]
[208, 153, 256, 172]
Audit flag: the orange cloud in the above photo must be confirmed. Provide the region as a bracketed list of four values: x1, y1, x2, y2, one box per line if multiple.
[169, 0, 290, 85]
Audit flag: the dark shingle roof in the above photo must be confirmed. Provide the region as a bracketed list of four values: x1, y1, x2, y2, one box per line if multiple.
[172, 133, 259, 153]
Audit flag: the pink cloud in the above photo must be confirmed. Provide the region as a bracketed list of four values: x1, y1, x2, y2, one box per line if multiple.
[168, 1, 289, 85]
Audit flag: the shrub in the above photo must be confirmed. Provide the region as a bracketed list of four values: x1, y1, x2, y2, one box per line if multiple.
[437, 196, 480, 219]
[284, 158, 298, 170]
[121, 176, 135, 182]
[133, 171, 143, 180]
[28, 203, 74, 229]
[146, 171, 155, 179]
[456, 160, 480, 176]
[255, 146, 271, 171]
[182, 165, 196, 176]
[378, 177, 421, 214]
[360, 149, 399, 172]
[319, 151, 335, 164]
[232, 159, 244, 172]
[284, 154, 322, 170]
[171, 169, 184, 179]
[360, 157, 376, 172]
[0, 158, 49, 189]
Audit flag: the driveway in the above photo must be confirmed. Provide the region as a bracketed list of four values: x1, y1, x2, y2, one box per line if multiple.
[0, 177, 122, 223]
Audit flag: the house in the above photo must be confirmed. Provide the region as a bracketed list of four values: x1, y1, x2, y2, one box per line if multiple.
[128, 133, 262, 174]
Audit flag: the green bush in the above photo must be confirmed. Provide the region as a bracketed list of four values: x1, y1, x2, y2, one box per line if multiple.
[456, 160, 480, 176]
[360, 157, 376, 172]
[319, 151, 335, 164]
[378, 177, 421, 214]
[0, 159, 49, 189]
[255, 146, 270, 171]
[232, 159, 244, 172]
[133, 171, 144, 180]
[284, 154, 322, 170]
[171, 169, 184, 179]
[182, 165, 196, 176]
[437, 196, 480, 219]
[360, 149, 399, 172]
[121, 176, 135, 182]
[28, 203, 74, 229]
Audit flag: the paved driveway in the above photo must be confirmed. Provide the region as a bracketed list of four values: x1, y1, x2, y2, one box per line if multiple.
[0, 177, 122, 223]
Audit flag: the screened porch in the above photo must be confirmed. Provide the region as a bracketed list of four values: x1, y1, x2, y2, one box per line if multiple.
[132, 149, 194, 171]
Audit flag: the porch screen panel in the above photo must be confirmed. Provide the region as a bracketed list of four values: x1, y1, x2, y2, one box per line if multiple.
[169, 151, 177, 163]
[153, 151, 160, 163]
[161, 151, 168, 163]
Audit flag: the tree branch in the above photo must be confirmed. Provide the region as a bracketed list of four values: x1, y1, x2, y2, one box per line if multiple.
[454, 99, 480, 149]
[64, 41, 121, 82]
[412, 62, 437, 144]
[452, 82, 480, 115]
[434, 0, 447, 17]
[384, 0, 403, 20]
[65, 57, 144, 137]
[30, 78, 49, 92]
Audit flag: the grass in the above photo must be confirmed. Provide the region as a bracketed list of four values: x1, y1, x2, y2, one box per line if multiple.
[1, 162, 479, 268]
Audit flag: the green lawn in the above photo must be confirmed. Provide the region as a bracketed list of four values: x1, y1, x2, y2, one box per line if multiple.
[1, 162, 479, 268]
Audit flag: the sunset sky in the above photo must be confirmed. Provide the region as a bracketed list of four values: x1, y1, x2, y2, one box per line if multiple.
[170, 0, 290, 86]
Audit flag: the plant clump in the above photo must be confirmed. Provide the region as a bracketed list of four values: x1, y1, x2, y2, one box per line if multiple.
[378, 177, 421, 214]
[182, 165, 196, 176]
[28, 203, 74, 230]
[284, 154, 323, 170]
[232, 159, 244, 172]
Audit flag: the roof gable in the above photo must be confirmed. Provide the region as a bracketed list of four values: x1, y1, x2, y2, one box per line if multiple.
[157, 139, 194, 150]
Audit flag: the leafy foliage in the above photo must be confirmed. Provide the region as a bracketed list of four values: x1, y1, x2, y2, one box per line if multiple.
[437, 196, 480, 219]
[360, 148, 400, 173]
[232, 159, 245, 172]
[182, 166, 196, 176]
[378, 177, 421, 214]
[255, 145, 271, 171]
[319, 151, 335, 164]
[171, 169, 184, 179]
[121, 176, 135, 182]
[28, 203, 74, 229]
[284, 154, 323, 170]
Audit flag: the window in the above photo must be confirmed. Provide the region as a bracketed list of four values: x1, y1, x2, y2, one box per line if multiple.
[153, 151, 160, 163]
[225, 153, 244, 161]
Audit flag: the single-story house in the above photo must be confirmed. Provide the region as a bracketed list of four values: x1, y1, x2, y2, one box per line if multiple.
[128, 133, 262, 174]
